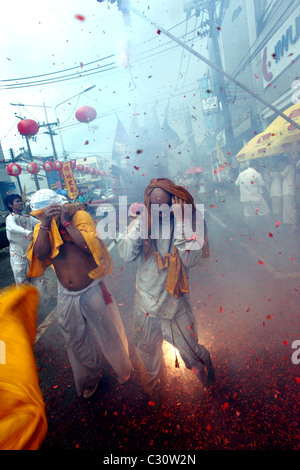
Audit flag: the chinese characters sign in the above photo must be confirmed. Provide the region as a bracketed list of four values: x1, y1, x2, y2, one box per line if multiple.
[62, 162, 79, 200]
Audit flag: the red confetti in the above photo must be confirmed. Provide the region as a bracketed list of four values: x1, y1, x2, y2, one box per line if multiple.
[275, 221, 281, 227]
[283, 341, 288, 346]
[258, 260, 264, 265]
[157, 29, 161, 34]
[219, 306, 223, 313]
[214, 166, 224, 174]
[221, 402, 229, 412]
[75, 14, 85, 21]
[295, 377, 300, 383]
[134, 166, 140, 170]
[269, 232, 273, 237]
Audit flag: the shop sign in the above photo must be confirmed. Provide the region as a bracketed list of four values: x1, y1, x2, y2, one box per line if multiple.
[262, 11, 300, 88]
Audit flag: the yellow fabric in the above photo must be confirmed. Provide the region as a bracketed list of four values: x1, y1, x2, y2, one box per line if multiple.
[27, 209, 113, 279]
[152, 247, 189, 299]
[0, 284, 47, 450]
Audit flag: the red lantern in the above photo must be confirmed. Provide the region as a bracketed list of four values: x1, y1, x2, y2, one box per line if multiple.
[54, 161, 63, 171]
[17, 119, 39, 137]
[75, 106, 97, 123]
[6, 162, 22, 176]
[70, 160, 76, 170]
[77, 163, 84, 172]
[96, 169, 100, 176]
[84, 165, 90, 174]
[90, 168, 96, 175]
[43, 161, 54, 172]
[27, 162, 40, 174]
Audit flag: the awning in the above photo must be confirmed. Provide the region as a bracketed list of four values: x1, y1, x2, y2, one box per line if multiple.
[236, 102, 300, 162]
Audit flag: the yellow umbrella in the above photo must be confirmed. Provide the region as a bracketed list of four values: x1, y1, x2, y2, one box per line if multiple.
[236, 102, 300, 162]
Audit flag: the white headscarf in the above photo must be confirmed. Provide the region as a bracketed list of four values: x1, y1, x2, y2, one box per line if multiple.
[30, 189, 64, 211]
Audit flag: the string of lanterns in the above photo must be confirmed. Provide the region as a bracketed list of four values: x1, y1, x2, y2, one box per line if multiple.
[5, 105, 111, 178]
[7, 160, 109, 177]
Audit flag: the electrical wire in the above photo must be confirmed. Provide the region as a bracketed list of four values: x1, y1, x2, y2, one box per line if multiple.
[174, 15, 189, 91]
[1, 12, 206, 148]
[176, 13, 200, 93]
[0, 55, 115, 83]
[0, 14, 202, 92]
[0, 62, 117, 91]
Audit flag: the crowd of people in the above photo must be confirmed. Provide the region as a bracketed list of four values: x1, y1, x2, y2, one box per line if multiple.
[234, 156, 299, 233]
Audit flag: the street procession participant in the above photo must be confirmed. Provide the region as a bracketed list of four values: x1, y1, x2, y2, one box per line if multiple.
[4, 194, 46, 293]
[118, 177, 214, 410]
[235, 161, 270, 219]
[280, 156, 297, 231]
[0, 283, 47, 450]
[27, 189, 133, 399]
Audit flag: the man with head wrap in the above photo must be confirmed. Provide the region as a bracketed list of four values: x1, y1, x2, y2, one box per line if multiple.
[118, 178, 214, 411]
[27, 189, 133, 399]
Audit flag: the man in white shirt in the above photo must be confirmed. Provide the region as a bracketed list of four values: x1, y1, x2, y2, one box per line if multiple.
[235, 162, 270, 220]
[118, 178, 214, 411]
[280, 158, 297, 231]
[5, 194, 45, 291]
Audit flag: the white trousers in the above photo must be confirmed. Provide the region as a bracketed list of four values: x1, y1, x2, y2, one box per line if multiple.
[133, 306, 213, 395]
[10, 252, 46, 294]
[242, 196, 270, 217]
[282, 195, 297, 225]
[56, 279, 133, 396]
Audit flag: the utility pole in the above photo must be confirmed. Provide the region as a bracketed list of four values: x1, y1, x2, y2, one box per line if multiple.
[9, 148, 23, 194]
[39, 103, 58, 160]
[128, 4, 300, 131]
[24, 136, 40, 190]
[207, 0, 235, 151]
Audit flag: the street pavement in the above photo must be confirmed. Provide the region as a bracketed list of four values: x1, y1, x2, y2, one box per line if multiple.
[1, 191, 299, 454]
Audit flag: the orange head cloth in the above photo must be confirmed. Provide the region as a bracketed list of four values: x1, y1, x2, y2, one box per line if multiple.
[0, 284, 47, 450]
[142, 178, 200, 299]
[143, 177, 197, 260]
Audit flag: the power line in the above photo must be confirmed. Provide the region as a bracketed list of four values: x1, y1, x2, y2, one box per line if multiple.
[0, 15, 202, 92]
[0, 55, 115, 83]
[0, 63, 117, 91]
